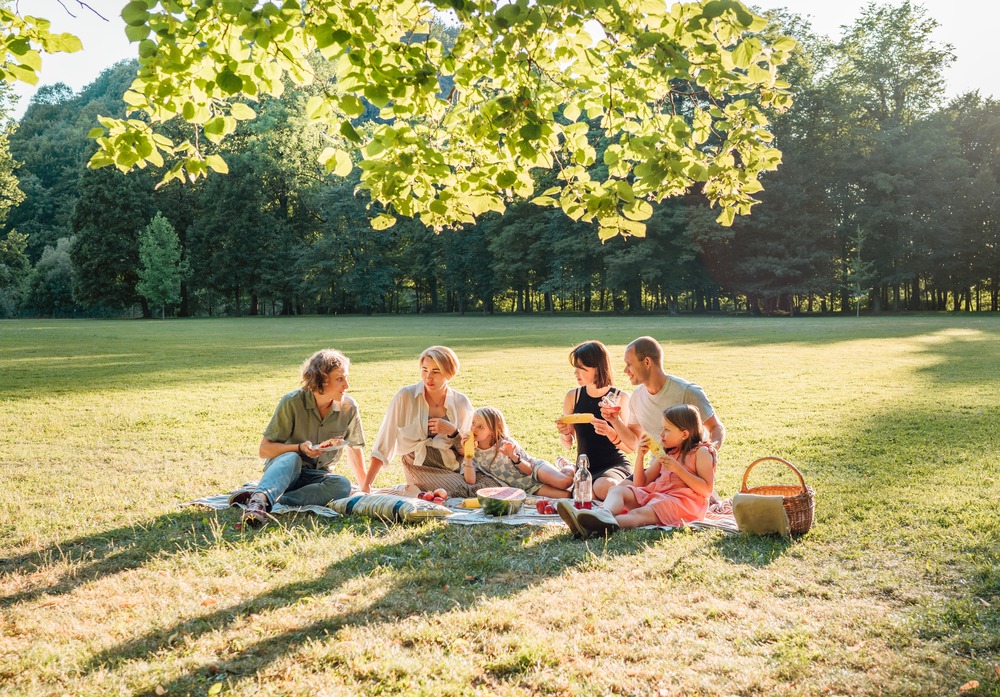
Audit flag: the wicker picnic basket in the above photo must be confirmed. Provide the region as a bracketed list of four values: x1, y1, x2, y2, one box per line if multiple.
[740, 457, 815, 535]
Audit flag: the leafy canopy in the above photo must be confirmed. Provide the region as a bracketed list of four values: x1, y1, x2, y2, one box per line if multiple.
[0, 7, 82, 86]
[8, 0, 793, 238]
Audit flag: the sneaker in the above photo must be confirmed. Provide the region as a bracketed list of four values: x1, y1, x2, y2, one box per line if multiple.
[577, 507, 620, 537]
[228, 489, 253, 507]
[554, 456, 575, 477]
[556, 500, 586, 539]
[242, 497, 269, 527]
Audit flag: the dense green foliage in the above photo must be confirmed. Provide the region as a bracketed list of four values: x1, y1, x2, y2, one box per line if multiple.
[90, 0, 793, 238]
[2, 2, 999, 318]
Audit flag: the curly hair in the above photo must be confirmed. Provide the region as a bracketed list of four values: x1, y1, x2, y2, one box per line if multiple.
[300, 349, 350, 394]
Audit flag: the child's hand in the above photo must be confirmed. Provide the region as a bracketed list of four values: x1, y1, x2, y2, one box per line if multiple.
[659, 455, 683, 474]
[498, 439, 517, 458]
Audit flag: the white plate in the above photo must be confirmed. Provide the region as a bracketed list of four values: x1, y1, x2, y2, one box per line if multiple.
[314, 441, 347, 452]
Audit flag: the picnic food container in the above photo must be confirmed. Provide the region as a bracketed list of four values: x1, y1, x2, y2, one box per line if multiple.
[740, 457, 815, 535]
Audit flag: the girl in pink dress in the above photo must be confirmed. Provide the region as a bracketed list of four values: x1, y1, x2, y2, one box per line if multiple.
[559, 404, 716, 537]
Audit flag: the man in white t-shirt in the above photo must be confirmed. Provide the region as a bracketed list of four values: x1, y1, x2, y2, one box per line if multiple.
[604, 336, 725, 454]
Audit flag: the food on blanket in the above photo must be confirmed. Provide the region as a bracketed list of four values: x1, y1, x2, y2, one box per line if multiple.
[463, 433, 475, 459]
[558, 413, 595, 425]
[433, 488, 448, 500]
[535, 498, 556, 515]
[477, 487, 527, 516]
[645, 434, 666, 459]
[457, 498, 480, 509]
[432, 496, 446, 505]
[417, 491, 435, 502]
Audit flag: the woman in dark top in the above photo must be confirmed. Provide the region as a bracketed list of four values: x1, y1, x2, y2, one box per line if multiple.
[556, 340, 632, 500]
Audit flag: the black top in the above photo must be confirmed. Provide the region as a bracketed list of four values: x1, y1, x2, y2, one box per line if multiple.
[573, 387, 631, 478]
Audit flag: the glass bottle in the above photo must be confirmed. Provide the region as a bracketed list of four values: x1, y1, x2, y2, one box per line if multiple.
[573, 454, 593, 509]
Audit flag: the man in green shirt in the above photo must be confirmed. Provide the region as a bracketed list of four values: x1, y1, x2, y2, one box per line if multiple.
[230, 349, 366, 526]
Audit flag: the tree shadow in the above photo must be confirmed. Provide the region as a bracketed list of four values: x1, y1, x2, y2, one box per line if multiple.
[80, 516, 658, 695]
[0, 508, 224, 609]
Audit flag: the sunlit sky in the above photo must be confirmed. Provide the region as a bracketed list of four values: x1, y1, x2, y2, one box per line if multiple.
[10, 0, 1000, 120]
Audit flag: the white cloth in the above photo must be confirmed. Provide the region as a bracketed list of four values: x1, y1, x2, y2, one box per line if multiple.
[628, 375, 716, 436]
[370, 382, 474, 470]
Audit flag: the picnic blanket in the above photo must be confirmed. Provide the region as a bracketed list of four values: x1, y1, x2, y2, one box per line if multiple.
[182, 483, 738, 533]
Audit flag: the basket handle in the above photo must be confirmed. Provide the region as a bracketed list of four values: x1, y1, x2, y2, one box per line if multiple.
[741, 456, 807, 494]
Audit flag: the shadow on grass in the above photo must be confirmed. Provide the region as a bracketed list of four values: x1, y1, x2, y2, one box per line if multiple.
[0, 508, 225, 609]
[78, 514, 681, 695]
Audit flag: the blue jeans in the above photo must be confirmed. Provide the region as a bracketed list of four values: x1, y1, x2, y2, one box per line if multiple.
[256, 452, 351, 508]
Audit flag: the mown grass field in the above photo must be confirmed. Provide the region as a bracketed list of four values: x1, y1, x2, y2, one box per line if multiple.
[1, 315, 998, 697]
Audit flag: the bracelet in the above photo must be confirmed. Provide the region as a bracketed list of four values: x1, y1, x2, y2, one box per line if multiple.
[512, 456, 521, 464]
[448, 429, 459, 438]
[297, 443, 304, 456]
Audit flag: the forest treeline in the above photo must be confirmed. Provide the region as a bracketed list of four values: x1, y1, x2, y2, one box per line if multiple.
[1, 1, 998, 318]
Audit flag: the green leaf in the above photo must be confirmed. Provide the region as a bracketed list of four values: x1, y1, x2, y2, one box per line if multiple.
[207, 683, 223, 696]
[125, 23, 151, 42]
[121, 1, 150, 26]
[217, 69, 243, 95]
[203, 117, 226, 142]
[716, 206, 736, 226]
[371, 213, 396, 230]
[340, 121, 361, 143]
[622, 199, 653, 221]
[331, 149, 352, 176]
[205, 154, 229, 173]
[732, 40, 756, 69]
[701, 1, 727, 19]
[563, 102, 581, 122]
[229, 102, 256, 120]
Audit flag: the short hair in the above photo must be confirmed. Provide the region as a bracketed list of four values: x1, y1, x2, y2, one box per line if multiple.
[627, 336, 663, 367]
[419, 345, 460, 380]
[300, 349, 350, 394]
[569, 340, 614, 388]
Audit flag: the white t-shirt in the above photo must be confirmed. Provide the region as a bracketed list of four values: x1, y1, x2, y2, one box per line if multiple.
[629, 375, 716, 436]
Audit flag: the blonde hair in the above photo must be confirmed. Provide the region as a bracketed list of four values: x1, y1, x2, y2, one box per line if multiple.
[473, 406, 508, 448]
[419, 345, 460, 379]
[300, 349, 349, 394]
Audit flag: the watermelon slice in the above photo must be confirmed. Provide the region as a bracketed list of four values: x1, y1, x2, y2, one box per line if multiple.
[477, 487, 527, 516]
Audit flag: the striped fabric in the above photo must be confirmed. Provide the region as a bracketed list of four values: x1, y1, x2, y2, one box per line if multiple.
[328, 493, 452, 523]
[401, 456, 503, 498]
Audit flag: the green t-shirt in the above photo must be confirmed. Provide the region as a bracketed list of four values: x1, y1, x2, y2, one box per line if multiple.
[263, 389, 365, 470]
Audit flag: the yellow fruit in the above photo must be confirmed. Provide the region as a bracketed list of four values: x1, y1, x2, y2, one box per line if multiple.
[646, 434, 666, 458]
[558, 413, 595, 424]
[463, 433, 475, 459]
[458, 498, 480, 509]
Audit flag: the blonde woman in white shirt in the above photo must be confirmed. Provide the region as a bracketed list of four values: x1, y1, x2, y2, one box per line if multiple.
[364, 346, 500, 496]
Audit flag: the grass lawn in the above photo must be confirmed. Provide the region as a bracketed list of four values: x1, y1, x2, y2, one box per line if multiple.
[1, 315, 998, 696]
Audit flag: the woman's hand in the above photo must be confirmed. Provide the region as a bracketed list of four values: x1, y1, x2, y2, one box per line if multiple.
[591, 418, 615, 439]
[555, 419, 574, 437]
[428, 417, 457, 437]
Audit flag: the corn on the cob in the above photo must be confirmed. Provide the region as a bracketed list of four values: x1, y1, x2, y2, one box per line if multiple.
[558, 413, 595, 425]
[463, 433, 475, 459]
[646, 434, 666, 459]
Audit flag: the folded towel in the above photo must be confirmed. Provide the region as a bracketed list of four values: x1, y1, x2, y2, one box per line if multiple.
[733, 493, 789, 536]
